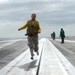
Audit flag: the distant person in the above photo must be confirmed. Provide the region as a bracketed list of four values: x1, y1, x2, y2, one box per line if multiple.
[18, 13, 41, 60]
[51, 33, 53, 39]
[52, 32, 56, 40]
[51, 32, 56, 40]
[60, 28, 65, 43]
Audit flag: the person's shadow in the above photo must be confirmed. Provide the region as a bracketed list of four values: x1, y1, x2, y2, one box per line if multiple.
[19, 59, 37, 71]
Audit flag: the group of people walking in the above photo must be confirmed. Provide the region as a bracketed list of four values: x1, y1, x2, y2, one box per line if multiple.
[51, 28, 65, 43]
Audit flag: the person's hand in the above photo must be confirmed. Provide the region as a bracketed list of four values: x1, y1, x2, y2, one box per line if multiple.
[38, 30, 41, 33]
[18, 29, 20, 31]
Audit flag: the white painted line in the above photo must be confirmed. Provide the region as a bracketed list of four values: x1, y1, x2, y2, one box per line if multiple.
[0, 39, 24, 42]
[0, 38, 44, 75]
[49, 39, 75, 75]
[56, 39, 75, 43]
[0, 38, 74, 75]
[39, 38, 69, 75]
[52, 40, 74, 54]
[0, 48, 29, 75]
[0, 39, 23, 49]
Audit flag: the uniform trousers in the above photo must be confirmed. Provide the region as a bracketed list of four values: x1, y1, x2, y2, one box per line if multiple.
[27, 34, 38, 57]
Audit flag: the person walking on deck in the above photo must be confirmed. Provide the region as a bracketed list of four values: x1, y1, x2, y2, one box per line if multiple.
[18, 13, 41, 60]
[60, 28, 65, 43]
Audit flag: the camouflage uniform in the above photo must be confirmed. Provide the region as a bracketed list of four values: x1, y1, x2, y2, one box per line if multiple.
[18, 19, 41, 58]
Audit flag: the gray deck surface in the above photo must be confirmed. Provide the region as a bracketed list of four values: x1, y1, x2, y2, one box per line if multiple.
[0, 38, 75, 75]
[49, 38, 75, 66]
[0, 39, 28, 69]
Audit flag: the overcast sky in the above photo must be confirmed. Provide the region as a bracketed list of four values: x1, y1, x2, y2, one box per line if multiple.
[0, 0, 75, 38]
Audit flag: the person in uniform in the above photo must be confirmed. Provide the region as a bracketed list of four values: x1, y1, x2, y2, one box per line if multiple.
[18, 13, 41, 60]
[60, 28, 65, 43]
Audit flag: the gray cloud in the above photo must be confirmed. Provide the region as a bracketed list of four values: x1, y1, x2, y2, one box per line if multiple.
[0, 0, 75, 38]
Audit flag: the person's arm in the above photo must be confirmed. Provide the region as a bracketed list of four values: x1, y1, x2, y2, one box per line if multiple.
[18, 23, 27, 31]
[38, 23, 41, 33]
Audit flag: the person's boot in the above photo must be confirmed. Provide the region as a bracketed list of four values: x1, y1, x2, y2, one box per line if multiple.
[30, 53, 34, 60]
[31, 56, 34, 60]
